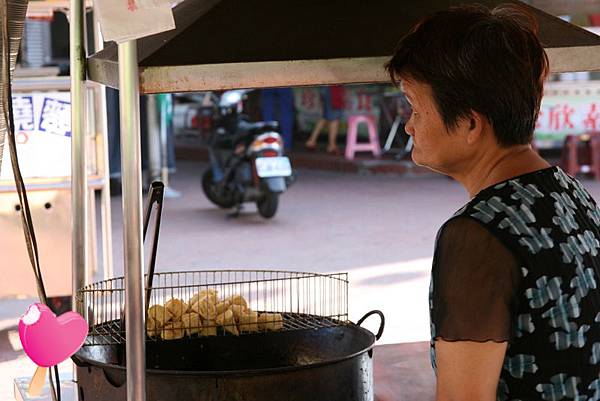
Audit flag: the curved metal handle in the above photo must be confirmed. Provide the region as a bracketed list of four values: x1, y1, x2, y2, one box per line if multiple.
[357, 310, 385, 341]
[70, 354, 89, 367]
[103, 367, 127, 388]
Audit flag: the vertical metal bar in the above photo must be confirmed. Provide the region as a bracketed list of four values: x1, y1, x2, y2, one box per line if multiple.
[70, 0, 87, 303]
[118, 40, 146, 401]
[146, 95, 161, 181]
[159, 97, 170, 187]
[92, 8, 114, 281]
[88, 187, 98, 283]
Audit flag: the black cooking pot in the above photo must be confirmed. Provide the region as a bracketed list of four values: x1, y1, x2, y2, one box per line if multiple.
[73, 310, 384, 401]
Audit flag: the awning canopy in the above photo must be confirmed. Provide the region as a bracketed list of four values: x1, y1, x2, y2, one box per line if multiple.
[87, 0, 600, 94]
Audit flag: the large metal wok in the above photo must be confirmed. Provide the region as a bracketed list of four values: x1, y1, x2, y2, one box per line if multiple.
[73, 310, 384, 401]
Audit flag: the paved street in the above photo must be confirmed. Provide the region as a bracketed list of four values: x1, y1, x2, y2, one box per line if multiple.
[108, 161, 468, 344]
[4, 160, 600, 400]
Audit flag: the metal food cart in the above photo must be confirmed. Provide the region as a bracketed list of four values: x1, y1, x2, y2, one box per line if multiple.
[9, 0, 600, 399]
[0, 0, 113, 300]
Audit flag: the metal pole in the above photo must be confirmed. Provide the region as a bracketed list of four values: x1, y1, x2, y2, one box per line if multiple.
[159, 97, 169, 187]
[87, 188, 98, 283]
[70, 0, 87, 302]
[118, 40, 146, 401]
[159, 95, 180, 198]
[92, 6, 114, 281]
[146, 95, 161, 181]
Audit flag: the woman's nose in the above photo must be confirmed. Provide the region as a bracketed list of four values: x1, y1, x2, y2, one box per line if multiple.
[404, 117, 415, 136]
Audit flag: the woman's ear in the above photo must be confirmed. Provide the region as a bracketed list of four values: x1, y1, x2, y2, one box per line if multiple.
[464, 111, 486, 145]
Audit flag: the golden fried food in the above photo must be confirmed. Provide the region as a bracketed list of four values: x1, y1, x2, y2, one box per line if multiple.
[164, 298, 188, 321]
[216, 309, 239, 336]
[148, 304, 172, 326]
[161, 321, 185, 340]
[238, 311, 259, 332]
[215, 309, 232, 325]
[258, 313, 284, 331]
[146, 317, 160, 337]
[226, 295, 248, 309]
[181, 312, 201, 336]
[200, 320, 217, 336]
[215, 300, 230, 315]
[230, 304, 247, 321]
[189, 289, 218, 306]
[191, 297, 218, 320]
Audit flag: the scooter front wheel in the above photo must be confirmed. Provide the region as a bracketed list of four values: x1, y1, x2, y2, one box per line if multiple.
[202, 170, 236, 208]
[256, 190, 279, 218]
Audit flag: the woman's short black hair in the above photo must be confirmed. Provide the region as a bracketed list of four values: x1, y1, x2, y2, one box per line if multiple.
[385, 4, 549, 147]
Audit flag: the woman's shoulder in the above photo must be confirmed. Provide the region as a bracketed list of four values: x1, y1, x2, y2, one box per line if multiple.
[464, 166, 596, 221]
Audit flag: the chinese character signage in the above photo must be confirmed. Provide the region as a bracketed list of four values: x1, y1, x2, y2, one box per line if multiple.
[12, 96, 35, 131]
[535, 83, 600, 147]
[39, 97, 71, 137]
[0, 91, 71, 180]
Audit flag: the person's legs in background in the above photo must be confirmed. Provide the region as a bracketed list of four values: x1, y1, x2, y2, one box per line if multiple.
[276, 88, 294, 150]
[305, 118, 326, 150]
[320, 86, 341, 154]
[261, 88, 294, 151]
[305, 87, 329, 150]
[327, 117, 340, 154]
[260, 88, 276, 122]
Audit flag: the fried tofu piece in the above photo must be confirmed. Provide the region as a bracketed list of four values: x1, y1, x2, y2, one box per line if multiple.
[189, 289, 219, 306]
[238, 310, 259, 332]
[200, 320, 217, 336]
[148, 304, 172, 326]
[226, 295, 248, 309]
[258, 313, 284, 331]
[146, 317, 160, 337]
[215, 300, 230, 315]
[215, 309, 232, 326]
[191, 297, 217, 320]
[230, 304, 247, 321]
[164, 298, 188, 321]
[161, 321, 185, 340]
[181, 312, 201, 336]
[216, 309, 239, 336]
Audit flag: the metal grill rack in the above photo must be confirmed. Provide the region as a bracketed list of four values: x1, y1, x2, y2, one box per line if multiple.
[77, 270, 349, 345]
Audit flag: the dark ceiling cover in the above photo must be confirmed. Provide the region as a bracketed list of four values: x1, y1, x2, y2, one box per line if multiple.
[88, 0, 600, 92]
[140, 0, 599, 66]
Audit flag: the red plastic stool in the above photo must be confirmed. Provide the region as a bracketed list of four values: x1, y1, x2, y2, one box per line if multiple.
[561, 132, 600, 180]
[344, 114, 381, 160]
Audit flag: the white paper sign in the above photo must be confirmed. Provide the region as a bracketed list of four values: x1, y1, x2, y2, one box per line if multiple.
[96, 0, 175, 43]
[0, 92, 72, 180]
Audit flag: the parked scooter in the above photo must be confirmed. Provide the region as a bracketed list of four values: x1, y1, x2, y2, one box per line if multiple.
[201, 90, 295, 218]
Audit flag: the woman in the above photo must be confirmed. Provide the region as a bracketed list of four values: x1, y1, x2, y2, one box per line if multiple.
[386, 4, 600, 401]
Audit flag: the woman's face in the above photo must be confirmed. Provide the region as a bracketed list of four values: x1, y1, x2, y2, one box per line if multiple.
[401, 78, 468, 174]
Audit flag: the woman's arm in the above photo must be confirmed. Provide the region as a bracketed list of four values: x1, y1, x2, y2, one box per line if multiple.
[435, 339, 507, 401]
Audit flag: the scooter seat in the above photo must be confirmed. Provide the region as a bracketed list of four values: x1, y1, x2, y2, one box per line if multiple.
[243, 121, 280, 133]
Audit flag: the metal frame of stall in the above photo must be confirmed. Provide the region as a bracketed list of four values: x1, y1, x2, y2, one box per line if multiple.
[1, 2, 113, 302]
[0, 1, 113, 295]
[67, 1, 600, 400]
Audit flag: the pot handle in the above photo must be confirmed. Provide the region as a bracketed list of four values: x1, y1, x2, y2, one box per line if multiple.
[357, 310, 385, 341]
[102, 367, 127, 388]
[71, 354, 89, 367]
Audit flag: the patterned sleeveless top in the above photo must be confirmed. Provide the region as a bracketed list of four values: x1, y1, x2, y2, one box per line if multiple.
[429, 166, 600, 400]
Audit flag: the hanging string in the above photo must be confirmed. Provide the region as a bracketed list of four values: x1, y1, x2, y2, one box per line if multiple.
[2, 5, 60, 400]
